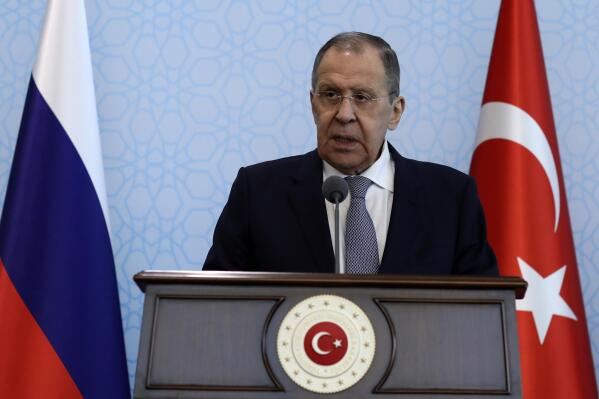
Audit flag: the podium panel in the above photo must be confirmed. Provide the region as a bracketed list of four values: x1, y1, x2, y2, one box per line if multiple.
[147, 297, 281, 390]
[134, 272, 525, 399]
[377, 300, 507, 393]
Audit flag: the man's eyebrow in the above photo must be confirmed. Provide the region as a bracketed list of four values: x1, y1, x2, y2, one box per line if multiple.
[349, 85, 378, 94]
[315, 83, 339, 91]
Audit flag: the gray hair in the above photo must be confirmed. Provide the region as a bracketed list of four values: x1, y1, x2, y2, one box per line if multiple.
[311, 32, 400, 97]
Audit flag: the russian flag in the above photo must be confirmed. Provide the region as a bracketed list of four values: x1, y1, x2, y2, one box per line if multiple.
[0, 1, 130, 398]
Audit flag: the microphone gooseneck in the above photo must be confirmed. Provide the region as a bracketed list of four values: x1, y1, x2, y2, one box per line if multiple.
[322, 176, 349, 274]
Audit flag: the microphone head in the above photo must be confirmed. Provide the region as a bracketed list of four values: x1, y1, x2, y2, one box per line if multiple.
[322, 176, 349, 204]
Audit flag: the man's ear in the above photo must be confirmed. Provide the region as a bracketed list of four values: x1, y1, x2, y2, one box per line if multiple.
[387, 95, 405, 130]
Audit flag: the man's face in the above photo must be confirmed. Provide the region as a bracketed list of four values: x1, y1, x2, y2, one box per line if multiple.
[311, 46, 405, 175]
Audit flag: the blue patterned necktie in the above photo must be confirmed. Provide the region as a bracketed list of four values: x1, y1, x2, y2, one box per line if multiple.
[345, 176, 379, 274]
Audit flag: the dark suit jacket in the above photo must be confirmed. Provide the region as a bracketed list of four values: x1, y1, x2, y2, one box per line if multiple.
[203, 143, 498, 276]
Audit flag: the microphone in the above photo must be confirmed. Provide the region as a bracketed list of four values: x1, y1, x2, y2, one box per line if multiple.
[322, 176, 349, 274]
[323, 175, 349, 204]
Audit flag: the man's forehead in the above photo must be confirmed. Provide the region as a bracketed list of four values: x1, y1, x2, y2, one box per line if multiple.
[314, 46, 386, 88]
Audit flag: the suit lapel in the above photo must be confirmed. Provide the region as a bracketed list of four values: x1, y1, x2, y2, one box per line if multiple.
[378, 145, 422, 274]
[287, 150, 335, 272]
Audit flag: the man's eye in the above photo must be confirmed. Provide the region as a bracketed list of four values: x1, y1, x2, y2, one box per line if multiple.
[322, 91, 340, 99]
[353, 93, 371, 103]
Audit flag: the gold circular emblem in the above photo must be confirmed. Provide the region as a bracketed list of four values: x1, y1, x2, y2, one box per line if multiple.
[277, 295, 375, 393]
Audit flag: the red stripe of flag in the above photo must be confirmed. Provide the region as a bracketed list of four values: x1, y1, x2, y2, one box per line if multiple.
[0, 259, 82, 398]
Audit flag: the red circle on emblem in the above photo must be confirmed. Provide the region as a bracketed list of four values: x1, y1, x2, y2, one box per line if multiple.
[303, 321, 348, 366]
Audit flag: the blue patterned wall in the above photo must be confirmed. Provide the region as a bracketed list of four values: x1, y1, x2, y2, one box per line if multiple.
[1, 0, 598, 386]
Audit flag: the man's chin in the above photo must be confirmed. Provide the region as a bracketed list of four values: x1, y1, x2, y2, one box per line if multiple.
[323, 156, 367, 175]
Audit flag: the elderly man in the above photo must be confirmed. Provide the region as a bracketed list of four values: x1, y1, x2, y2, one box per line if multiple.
[203, 32, 498, 276]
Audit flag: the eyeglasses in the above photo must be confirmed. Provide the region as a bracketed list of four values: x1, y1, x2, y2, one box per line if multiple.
[312, 90, 392, 112]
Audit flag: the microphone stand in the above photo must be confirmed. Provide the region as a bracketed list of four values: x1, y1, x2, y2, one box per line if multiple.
[334, 196, 340, 274]
[322, 175, 348, 274]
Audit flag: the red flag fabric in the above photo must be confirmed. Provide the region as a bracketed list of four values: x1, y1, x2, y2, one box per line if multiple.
[470, 1, 598, 397]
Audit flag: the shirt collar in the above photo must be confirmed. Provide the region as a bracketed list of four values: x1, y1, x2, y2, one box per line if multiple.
[322, 140, 395, 193]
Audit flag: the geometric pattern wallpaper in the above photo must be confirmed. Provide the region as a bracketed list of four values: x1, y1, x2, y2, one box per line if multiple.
[1, 0, 598, 386]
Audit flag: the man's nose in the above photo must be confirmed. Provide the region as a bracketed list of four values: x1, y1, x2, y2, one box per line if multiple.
[335, 97, 357, 123]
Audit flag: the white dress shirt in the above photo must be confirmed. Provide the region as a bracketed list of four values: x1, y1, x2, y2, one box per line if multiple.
[323, 141, 395, 273]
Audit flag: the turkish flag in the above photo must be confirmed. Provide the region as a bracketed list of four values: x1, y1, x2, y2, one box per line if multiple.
[470, 0, 598, 397]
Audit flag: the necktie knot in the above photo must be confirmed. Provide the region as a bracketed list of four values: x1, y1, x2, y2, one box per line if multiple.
[345, 176, 373, 199]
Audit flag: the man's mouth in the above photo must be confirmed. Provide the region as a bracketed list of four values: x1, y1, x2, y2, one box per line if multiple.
[331, 135, 357, 143]
[330, 135, 359, 150]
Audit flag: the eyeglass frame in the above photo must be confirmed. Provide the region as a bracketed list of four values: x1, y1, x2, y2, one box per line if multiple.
[311, 89, 396, 110]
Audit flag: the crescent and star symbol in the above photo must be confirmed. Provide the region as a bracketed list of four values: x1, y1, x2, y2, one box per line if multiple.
[312, 332, 335, 355]
[304, 322, 348, 365]
[475, 101, 578, 345]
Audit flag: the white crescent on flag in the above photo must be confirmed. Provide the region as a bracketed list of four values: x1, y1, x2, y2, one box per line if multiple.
[475, 101, 560, 232]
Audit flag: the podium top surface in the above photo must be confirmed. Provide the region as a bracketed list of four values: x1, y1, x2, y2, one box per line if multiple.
[134, 270, 527, 299]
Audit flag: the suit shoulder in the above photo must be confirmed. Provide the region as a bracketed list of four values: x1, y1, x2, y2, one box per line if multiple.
[242, 151, 316, 178]
[405, 157, 470, 178]
[401, 157, 474, 192]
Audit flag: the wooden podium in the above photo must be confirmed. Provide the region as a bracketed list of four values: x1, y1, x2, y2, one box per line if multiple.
[133, 271, 526, 398]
